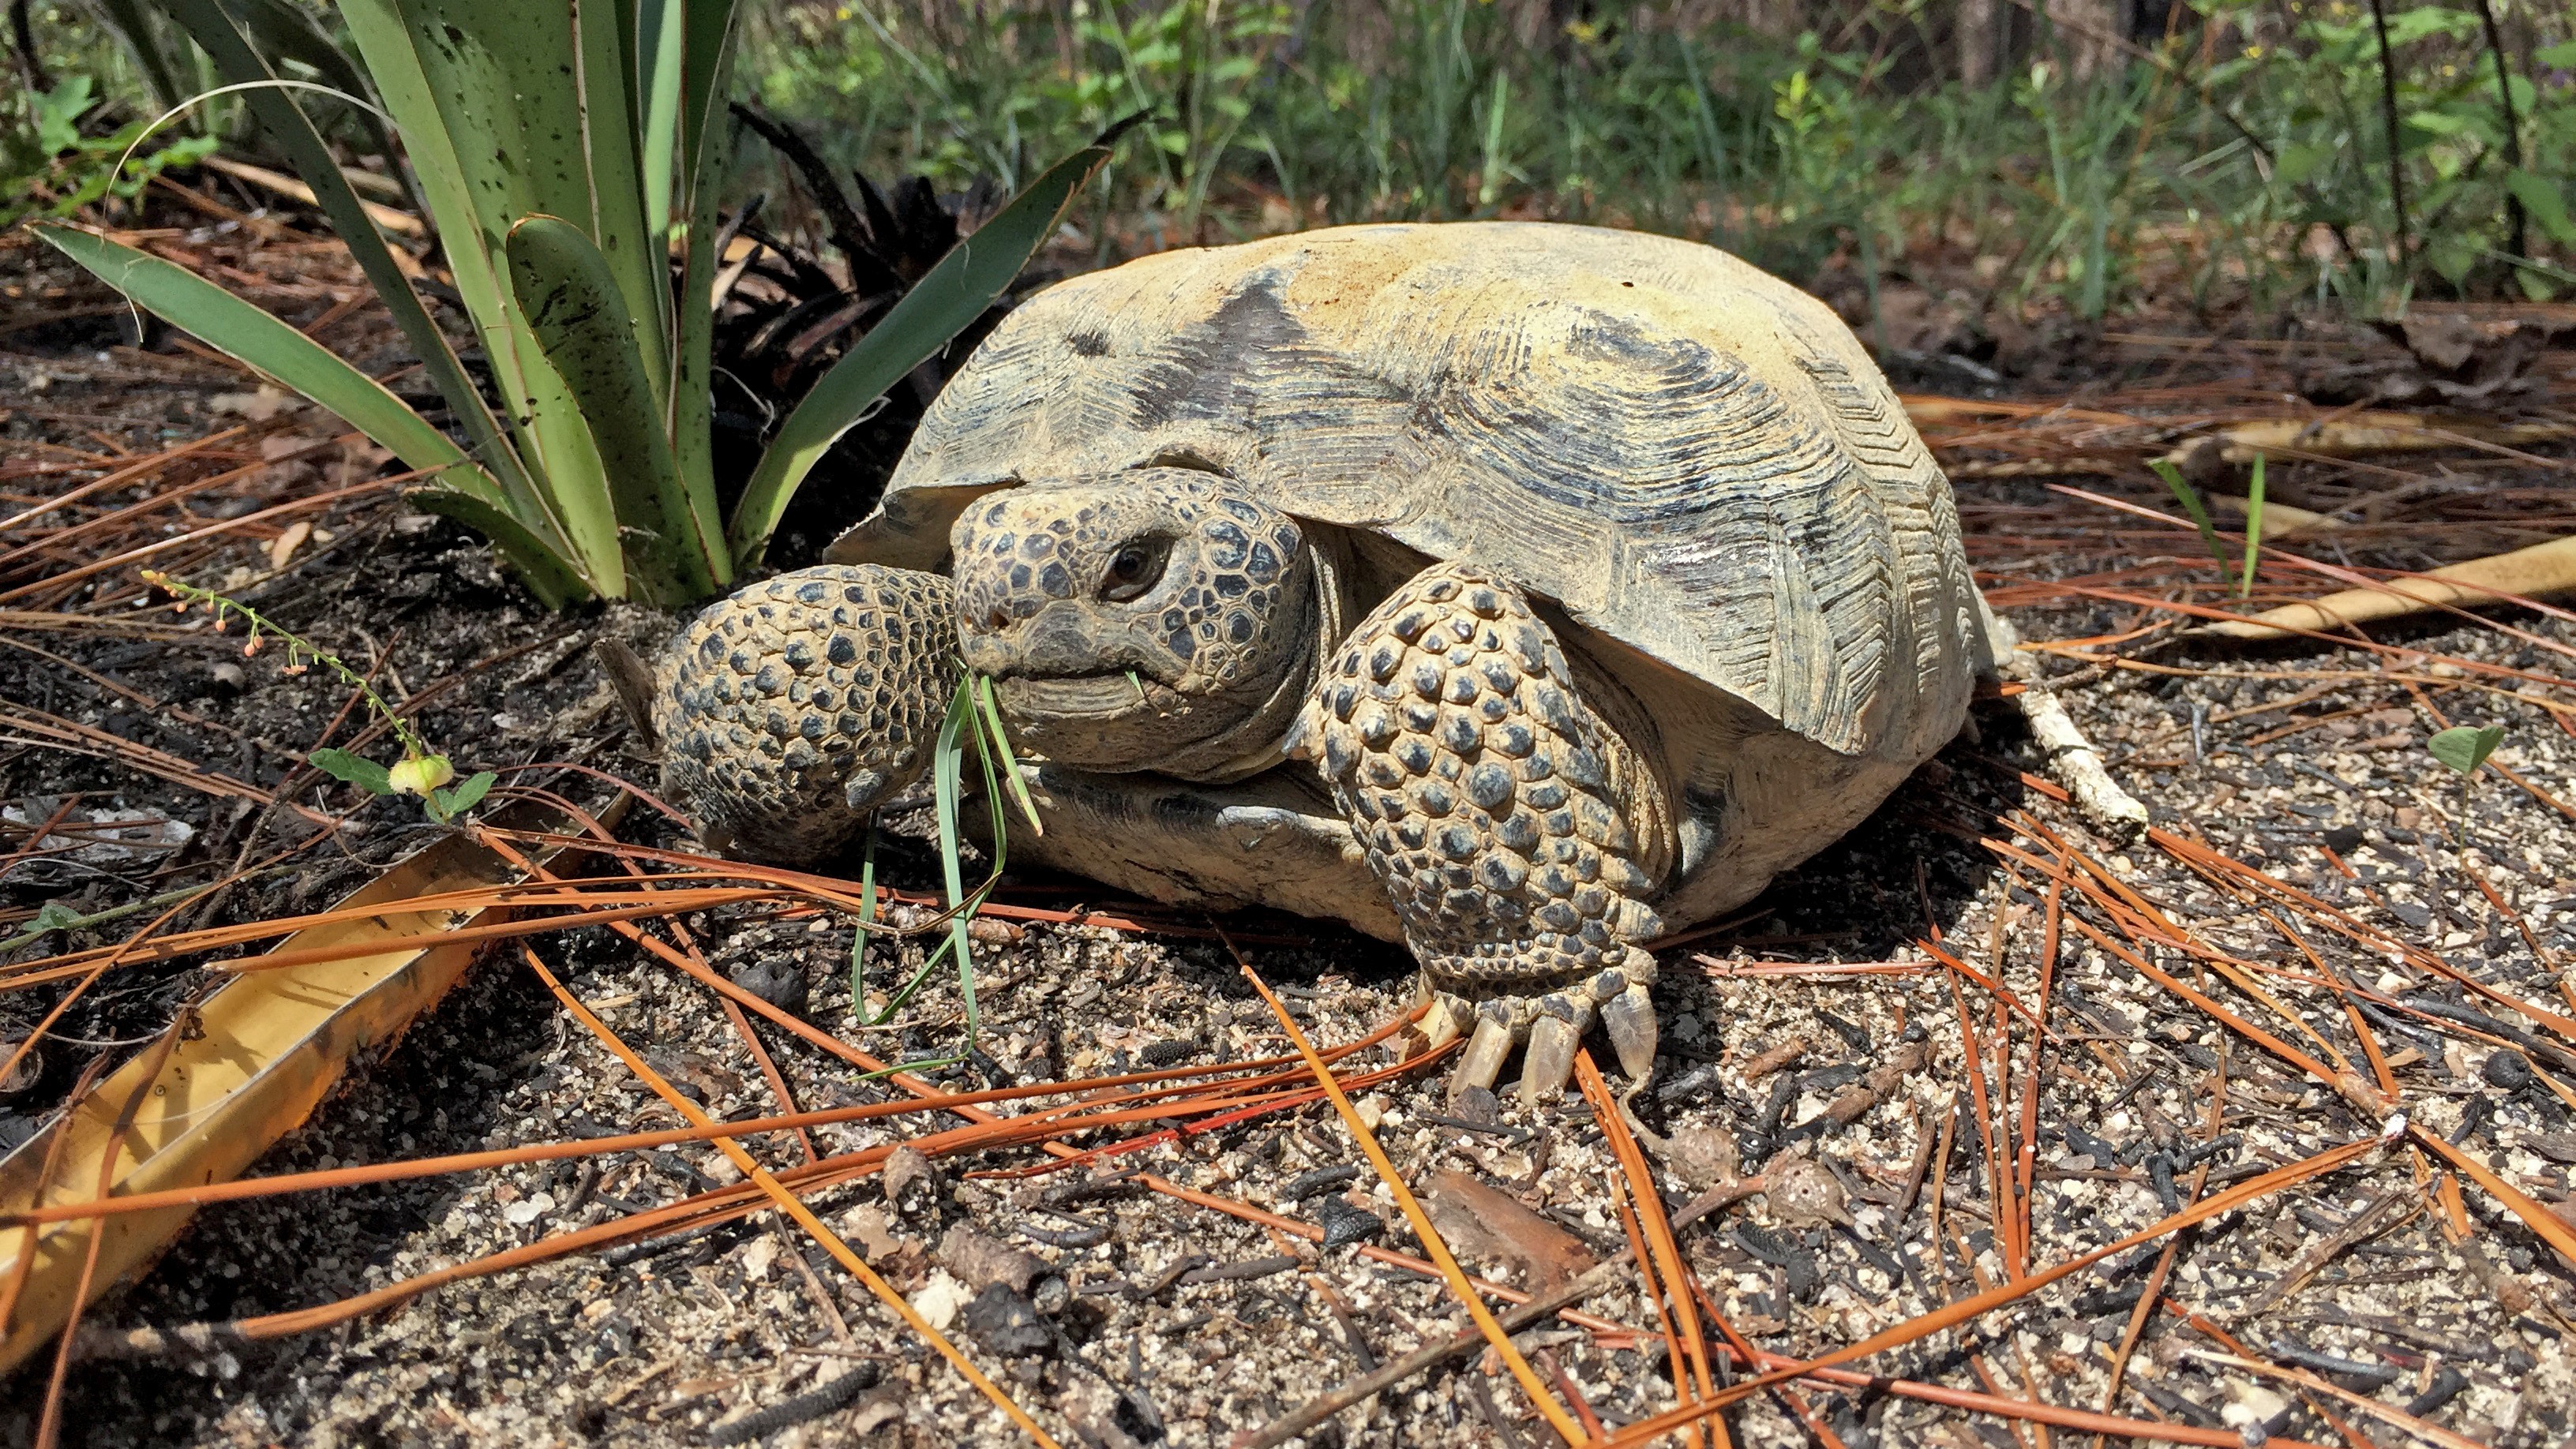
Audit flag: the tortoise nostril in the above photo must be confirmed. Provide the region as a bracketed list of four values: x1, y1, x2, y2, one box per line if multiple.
[985, 608, 1011, 632]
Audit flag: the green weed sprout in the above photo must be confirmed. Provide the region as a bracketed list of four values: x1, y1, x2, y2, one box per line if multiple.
[2426, 723, 2506, 843]
[2147, 451, 2267, 597]
[2239, 454, 2267, 597]
[848, 670, 1043, 1080]
[140, 569, 493, 826]
[1, 76, 222, 230]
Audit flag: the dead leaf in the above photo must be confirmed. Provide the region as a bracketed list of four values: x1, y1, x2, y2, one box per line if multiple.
[848, 1391, 904, 1436]
[1424, 1167, 1597, 1291]
[268, 519, 313, 571]
[841, 1204, 902, 1262]
[939, 1222, 1046, 1294]
[2297, 314, 2576, 406]
[208, 387, 291, 421]
[883, 1144, 939, 1214]
[1649, 1124, 1742, 1193]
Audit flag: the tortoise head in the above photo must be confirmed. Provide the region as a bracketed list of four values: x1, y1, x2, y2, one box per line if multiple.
[949, 470, 1321, 779]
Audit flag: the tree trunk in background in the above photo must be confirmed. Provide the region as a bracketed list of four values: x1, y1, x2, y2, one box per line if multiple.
[2047, 0, 2121, 79]
[1958, 0, 1997, 85]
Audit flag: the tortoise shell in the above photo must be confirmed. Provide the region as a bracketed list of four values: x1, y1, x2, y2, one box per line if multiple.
[834, 219, 1978, 766]
[831, 221, 1982, 776]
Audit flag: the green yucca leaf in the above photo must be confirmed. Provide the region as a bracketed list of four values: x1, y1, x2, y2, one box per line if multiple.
[728, 129, 1134, 568]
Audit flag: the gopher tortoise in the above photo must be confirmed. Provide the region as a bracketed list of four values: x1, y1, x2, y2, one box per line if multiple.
[651, 221, 2083, 1106]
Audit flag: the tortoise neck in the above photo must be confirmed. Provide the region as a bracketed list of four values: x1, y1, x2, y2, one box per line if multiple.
[1170, 535, 1353, 784]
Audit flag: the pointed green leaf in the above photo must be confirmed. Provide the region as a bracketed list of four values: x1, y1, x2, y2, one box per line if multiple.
[153, 0, 538, 514]
[406, 486, 592, 608]
[309, 747, 395, 796]
[636, 0, 688, 249]
[387, 0, 663, 392]
[338, 0, 539, 435]
[2505, 170, 2576, 248]
[974, 675, 1043, 834]
[728, 135, 1125, 567]
[228, 0, 409, 174]
[668, 0, 743, 502]
[339, 0, 610, 601]
[505, 214, 725, 601]
[2238, 453, 2265, 598]
[2427, 724, 2504, 777]
[2147, 456, 2229, 573]
[436, 771, 497, 818]
[32, 223, 489, 492]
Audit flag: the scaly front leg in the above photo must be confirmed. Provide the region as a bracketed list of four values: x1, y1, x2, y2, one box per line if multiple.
[654, 564, 960, 862]
[1289, 563, 1670, 1107]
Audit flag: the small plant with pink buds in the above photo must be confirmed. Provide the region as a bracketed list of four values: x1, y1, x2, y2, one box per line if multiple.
[140, 569, 495, 826]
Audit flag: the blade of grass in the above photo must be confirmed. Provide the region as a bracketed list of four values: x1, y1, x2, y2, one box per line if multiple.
[2240, 452, 2266, 597]
[2145, 457, 2229, 574]
[849, 818, 880, 1013]
[975, 676, 1043, 833]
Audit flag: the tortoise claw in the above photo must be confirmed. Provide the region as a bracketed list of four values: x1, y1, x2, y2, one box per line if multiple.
[1519, 1013, 1582, 1108]
[1449, 1015, 1514, 1104]
[1419, 993, 1468, 1056]
[1601, 982, 1659, 1084]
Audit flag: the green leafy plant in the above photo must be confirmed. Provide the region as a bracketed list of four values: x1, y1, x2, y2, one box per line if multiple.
[2238, 453, 2267, 597]
[849, 673, 1040, 1079]
[2, 902, 90, 959]
[141, 568, 493, 826]
[751, 4, 2569, 318]
[2426, 722, 2506, 841]
[37, 0, 1125, 608]
[1, 74, 219, 229]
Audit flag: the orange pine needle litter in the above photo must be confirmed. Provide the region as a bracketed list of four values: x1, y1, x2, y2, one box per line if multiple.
[523, 946, 1066, 1449]
[1241, 964, 1589, 1447]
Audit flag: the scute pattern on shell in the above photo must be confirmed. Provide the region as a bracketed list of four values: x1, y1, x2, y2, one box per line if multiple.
[1302, 563, 1663, 993]
[852, 221, 1981, 767]
[654, 565, 958, 860]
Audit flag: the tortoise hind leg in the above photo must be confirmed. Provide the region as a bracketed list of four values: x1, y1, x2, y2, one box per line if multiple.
[1288, 562, 1670, 1108]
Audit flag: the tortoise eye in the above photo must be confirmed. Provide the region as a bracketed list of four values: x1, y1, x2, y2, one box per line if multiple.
[1100, 537, 1169, 602]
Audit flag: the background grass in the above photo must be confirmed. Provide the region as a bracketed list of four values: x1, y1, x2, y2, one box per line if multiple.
[738, 0, 2576, 320]
[6, 0, 2570, 325]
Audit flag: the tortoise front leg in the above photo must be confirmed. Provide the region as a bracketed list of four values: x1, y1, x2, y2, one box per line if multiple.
[653, 564, 959, 863]
[1288, 563, 1670, 1107]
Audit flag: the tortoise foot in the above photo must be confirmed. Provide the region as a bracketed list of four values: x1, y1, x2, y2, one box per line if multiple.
[1294, 560, 1670, 1105]
[1428, 960, 1662, 1107]
[654, 564, 958, 863]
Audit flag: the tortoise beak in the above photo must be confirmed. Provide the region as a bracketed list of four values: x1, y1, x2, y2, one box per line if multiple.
[994, 673, 1164, 723]
[992, 674, 1202, 772]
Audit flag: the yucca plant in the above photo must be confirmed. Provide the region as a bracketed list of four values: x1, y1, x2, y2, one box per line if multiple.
[34, 0, 1122, 607]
